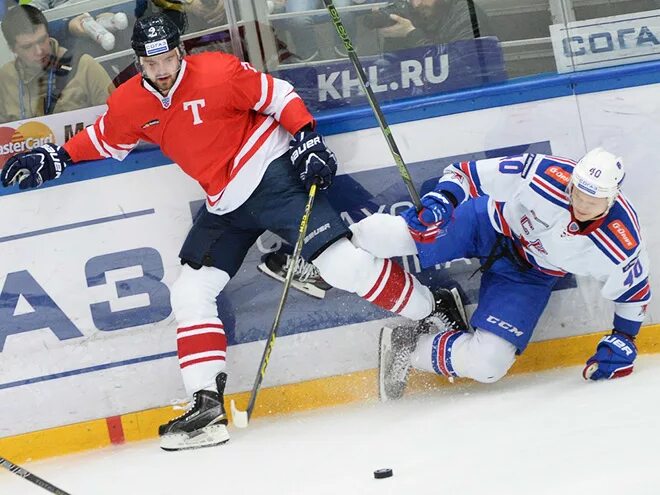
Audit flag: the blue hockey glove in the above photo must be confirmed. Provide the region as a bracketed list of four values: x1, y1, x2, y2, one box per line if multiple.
[400, 191, 454, 243]
[289, 129, 337, 191]
[583, 331, 637, 381]
[1, 144, 70, 190]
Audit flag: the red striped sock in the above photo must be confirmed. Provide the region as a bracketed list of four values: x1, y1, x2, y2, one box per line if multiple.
[361, 259, 415, 315]
[177, 322, 227, 369]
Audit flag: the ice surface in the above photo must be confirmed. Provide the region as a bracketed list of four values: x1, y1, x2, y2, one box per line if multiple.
[3, 356, 660, 495]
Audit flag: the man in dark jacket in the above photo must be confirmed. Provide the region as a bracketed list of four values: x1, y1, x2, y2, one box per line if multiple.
[377, 0, 495, 52]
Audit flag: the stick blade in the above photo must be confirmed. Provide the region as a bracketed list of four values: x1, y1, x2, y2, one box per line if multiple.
[230, 399, 249, 428]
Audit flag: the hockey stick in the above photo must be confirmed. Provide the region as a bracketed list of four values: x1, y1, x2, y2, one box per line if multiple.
[0, 456, 72, 495]
[230, 182, 319, 427]
[321, 0, 422, 210]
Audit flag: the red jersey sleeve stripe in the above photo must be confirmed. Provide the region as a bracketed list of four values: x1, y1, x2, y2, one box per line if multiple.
[617, 196, 641, 233]
[86, 116, 136, 160]
[86, 126, 111, 158]
[275, 92, 301, 121]
[278, 97, 313, 135]
[459, 161, 478, 197]
[63, 125, 105, 162]
[254, 73, 274, 114]
[630, 283, 650, 301]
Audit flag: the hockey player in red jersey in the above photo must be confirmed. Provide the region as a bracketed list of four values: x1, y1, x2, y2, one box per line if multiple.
[0, 14, 439, 451]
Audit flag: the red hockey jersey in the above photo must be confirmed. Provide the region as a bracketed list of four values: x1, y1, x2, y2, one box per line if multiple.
[63, 52, 314, 214]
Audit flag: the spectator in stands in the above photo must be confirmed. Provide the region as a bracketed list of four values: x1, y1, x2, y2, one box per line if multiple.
[136, 0, 227, 34]
[13, 1, 130, 52]
[372, 0, 495, 52]
[0, 5, 114, 123]
[177, 0, 227, 28]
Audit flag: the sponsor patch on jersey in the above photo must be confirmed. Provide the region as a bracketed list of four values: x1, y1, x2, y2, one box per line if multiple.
[544, 165, 571, 186]
[144, 40, 169, 56]
[141, 119, 160, 129]
[608, 220, 638, 250]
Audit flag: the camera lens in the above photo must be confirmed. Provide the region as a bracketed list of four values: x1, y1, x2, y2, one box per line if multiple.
[363, 11, 396, 29]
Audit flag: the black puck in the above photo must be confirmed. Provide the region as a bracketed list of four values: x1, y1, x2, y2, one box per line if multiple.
[374, 468, 393, 479]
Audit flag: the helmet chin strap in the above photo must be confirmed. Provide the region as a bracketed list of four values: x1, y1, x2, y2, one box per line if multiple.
[584, 209, 609, 221]
[143, 71, 179, 96]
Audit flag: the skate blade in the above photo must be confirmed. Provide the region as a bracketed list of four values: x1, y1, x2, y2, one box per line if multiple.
[257, 262, 326, 299]
[378, 326, 394, 402]
[449, 287, 468, 330]
[160, 424, 230, 452]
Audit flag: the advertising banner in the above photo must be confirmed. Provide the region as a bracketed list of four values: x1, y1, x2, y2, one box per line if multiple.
[0, 105, 106, 166]
[551, 9, 660, 73]
[272, 38, 507, 111]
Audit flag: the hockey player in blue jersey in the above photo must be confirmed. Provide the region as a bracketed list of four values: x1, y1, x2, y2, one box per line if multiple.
[346, 148, 651, 399]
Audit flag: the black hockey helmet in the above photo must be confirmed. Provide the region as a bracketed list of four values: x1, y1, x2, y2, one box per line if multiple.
[131, 14, 181, 57]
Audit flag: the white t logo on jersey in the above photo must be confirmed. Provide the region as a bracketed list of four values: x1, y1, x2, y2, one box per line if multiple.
[183, 99, 206, 125]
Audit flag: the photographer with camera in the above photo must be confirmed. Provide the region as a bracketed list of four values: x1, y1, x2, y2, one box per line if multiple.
[366, 0, 494, 52]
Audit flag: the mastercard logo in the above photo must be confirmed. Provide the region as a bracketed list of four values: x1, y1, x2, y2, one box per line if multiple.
[0, 122, 56, 166]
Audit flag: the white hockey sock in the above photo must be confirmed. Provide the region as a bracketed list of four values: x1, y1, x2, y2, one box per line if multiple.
[359, 258, 433, 320]
[412, 329, 517, 383]
[170, 265, 231, 396]
[314, 238, 433, 320]
[412, 331, 465, 377]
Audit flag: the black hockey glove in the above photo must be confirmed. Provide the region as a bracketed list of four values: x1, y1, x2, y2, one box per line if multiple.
[289, 129, 337, 191]
[1, 144, 71, 190]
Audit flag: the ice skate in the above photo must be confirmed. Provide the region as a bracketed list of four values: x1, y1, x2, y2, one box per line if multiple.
[159, 373, 230, 451]
[378, 287, 468, 401]
[378, 324, 420, 401]
[258, 251, 332, 299]
[421, 287, 468, 333]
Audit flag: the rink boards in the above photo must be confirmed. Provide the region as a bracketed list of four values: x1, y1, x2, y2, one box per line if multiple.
[1, 71, 659, 459]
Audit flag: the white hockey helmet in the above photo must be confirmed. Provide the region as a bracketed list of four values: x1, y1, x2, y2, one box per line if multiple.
[570, 147, 625, 208]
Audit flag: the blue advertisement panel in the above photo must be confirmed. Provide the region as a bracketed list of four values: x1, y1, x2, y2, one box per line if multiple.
[272, 38, 507, 111]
